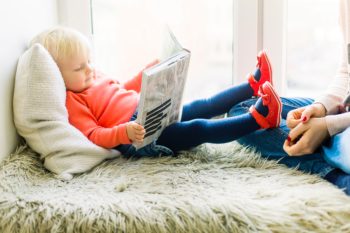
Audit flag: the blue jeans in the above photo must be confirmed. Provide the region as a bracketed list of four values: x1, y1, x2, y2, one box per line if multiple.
[323, 127, 350, 174]
[229, 97, 335, 177]
[157, 83, 261, 153]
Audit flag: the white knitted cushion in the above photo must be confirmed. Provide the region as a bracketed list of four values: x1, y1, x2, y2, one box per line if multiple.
[13, 43, 120, 179]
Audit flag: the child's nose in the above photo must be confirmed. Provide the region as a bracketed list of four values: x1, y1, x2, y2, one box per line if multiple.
[86, 63, 93, 74]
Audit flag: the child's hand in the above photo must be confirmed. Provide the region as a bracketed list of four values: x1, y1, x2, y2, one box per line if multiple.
[126, 122, 145, 144]
[145, 59, 160, 69]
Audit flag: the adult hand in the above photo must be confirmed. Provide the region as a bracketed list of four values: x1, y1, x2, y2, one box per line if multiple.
[283, 117, 330, 156]
[286, 103, 326, 129]
[126, 121, 145, 144]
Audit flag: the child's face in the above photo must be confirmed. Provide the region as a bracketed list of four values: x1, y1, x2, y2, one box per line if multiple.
[57, 53, 95, 92]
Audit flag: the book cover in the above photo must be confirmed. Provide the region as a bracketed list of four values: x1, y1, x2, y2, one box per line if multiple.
[134, 28, 191, 149]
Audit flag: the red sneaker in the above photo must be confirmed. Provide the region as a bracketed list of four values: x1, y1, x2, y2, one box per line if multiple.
[248, 50, 273, 96]
[249, 81, 281, 129]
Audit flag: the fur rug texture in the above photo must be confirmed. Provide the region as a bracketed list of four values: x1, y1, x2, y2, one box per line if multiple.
[1, 142, 350, 233]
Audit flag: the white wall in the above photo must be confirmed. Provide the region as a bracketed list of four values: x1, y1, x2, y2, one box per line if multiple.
[0, 0, 58, 161]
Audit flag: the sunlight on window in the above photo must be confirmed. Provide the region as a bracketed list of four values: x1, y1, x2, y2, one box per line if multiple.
[91, 0, 233, 101]
[286, 0, 342, 97]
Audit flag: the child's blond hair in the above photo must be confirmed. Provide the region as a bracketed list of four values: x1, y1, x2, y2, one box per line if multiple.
[30, 26, 91, 63]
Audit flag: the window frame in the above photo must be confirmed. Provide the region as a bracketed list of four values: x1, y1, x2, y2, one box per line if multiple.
[262, 0, 287, 94]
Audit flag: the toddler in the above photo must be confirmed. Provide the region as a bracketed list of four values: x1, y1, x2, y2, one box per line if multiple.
[30, 26, 282, 157]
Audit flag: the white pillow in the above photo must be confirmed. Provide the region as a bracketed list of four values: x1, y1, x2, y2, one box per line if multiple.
[13, 43, 120, 179]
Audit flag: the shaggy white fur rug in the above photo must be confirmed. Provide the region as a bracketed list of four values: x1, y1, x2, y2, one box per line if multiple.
[1, 142, 350, 233]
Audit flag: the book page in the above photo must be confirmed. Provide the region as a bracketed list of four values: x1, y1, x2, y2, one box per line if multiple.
[159, 26, 184, 61]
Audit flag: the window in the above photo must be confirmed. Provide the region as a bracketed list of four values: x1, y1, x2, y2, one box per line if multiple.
[61, 1, 340, 99]
[91, 0, 233, 101]
[285, 0, 341, 97]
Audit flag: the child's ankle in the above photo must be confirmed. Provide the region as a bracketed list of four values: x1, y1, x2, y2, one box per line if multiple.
[249, 81, 281, 129]
[254, 69, 261, 82]
[254, 98, 268, 117]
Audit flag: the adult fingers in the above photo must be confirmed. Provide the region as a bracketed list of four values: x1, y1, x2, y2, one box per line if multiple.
[300, 106, 316, 123]
[284, 133, 310, 156]
[284, 139, 305, 156]
[287, 107, 305, 120]
[285, 122, 316, 156]
[286, 108, 305, 129]
[283, 139, 293, 155]
[286, 117, 301, 129]
[288, 122, 307, 143]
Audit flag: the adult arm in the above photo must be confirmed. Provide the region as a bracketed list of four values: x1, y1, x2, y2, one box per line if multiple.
[315, 0, 350, 135]
[284, 0, 350, 155]
[314, 0, 350, 115]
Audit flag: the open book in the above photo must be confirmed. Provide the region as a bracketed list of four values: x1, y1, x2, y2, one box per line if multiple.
[134, 28, 191, 149]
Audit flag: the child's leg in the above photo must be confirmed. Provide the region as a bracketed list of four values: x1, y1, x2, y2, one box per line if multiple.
[158, 111, 260, 153]
[228, 97, 320, 159]
[182, 50, 273, 121]
[181, 83, 253, 121]
[158, 82, 282, 153]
